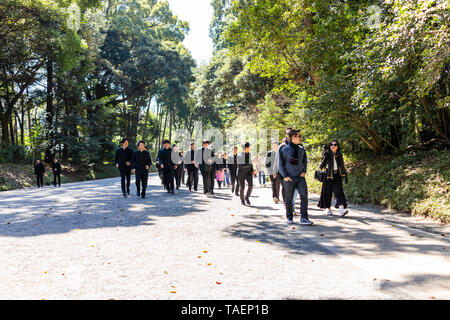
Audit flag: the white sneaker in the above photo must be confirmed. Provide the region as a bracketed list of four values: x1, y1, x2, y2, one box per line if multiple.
[339, 208, 349, 217]
[286, 219, 294, 224]
[326, 209, 333, 216]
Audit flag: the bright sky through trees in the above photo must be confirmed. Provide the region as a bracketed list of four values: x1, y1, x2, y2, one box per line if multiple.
[167, 0, 213, 65]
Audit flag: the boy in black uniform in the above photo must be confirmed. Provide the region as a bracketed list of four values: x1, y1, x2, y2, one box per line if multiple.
[131, 140, 152, 198]
[199, 140, 215, 196]
[158, 139, 176, 194]
[51, 158, 62, 187]
[237, 142, 255, 206]
[34, 159, 45, 188]
[227, 146, 240, 196]
[184, 142, 199, 191]
[115, 138, 133, 197]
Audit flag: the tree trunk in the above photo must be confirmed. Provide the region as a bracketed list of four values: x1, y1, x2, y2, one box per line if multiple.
[0, 112, 10, 144]
[45, 57, 54, 163]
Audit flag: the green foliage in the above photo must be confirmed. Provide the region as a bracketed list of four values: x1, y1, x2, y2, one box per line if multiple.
[0, 144, 30, 164]
[344, 150, 450, 223]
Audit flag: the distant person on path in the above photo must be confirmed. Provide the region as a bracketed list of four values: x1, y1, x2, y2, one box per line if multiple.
[215, 151, 225, 189]
[226, 146, 240, 196]
[223, 153, 231, 187]
[266, 141, 281, 203]
[184, 142, 199, 192]
[158, 139, 176, 194]
[317, 140, 349, 216]
[257, 153, 267, 187]
[173, 145, 184, 190]
[34, 159, 45, 188]
[131, 140, 152, 198]
[278, 129, 313, 225]
[199, 140, 215, 196]
[115, 138, 133, 197]
[155, 151, 164, 188]
[237, 142, 255, 206]
[51, 158, 61, 187]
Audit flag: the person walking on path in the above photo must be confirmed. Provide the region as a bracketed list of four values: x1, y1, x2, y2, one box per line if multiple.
[237, 142, 255, 206]
[223, 153, 231, 187]
[199, 140, 216, 196]
[226, 146, 240, 196]
[158, 139, 176, 194]
[184, 142, 199, 192]
[278, 129, 313, 225]
[266, 141, 281, 203]
[317, 140, 349, 216]
[215, 151, 225, 189]
[51, 158, 61, 187]
[173, 145, 184, 190]
[34, 159, 45, 188]
[115, 138, 133, 197]
[257, 153, 267, 187]
[131, 141, 152, 198]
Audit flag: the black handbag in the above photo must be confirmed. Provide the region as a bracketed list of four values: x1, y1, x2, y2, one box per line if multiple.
[314, 170, 326, 182]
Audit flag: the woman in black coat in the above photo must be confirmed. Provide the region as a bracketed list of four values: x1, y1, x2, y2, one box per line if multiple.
[317, 140, 349, 216]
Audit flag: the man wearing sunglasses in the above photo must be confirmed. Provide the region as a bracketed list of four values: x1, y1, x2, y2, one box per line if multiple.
[278, 129, 313, 225]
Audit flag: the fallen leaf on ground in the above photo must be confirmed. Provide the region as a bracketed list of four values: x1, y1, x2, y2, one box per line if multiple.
[170, 291, 176, 293]
[320, 234, 324, 236]
[207, 263, 212, 266]
[198, 256, 202, 258]
[164, 271, 168, 274]
[373, 278, 377, 281]
[292, 227, 296, 229]
[203, 250, 208, 253]
[216, 281, 222, 285]
[170, 285, 176, 288]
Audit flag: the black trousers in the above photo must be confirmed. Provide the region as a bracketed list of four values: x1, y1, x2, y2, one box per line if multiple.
[238, 170, 253, 201]
[174, 166, 183, 188]
[318, 172, 347, 209]
[119, 168, 131, 194]
[36, 174, 43, 188]
[135, 170, 149, 196]
[53, 172, 61, 186]
[163, 168, 174, 192]
[230, 169, 239, 194]
[269, 174, 281, 199]
[186, 166, 199, 190]
[283, 177, 308, 220]
[201, 169, 215, 193]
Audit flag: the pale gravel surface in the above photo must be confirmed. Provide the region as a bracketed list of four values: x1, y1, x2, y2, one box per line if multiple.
[0, 174, 449, 300]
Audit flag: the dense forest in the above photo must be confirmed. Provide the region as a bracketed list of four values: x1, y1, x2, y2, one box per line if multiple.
[0, 0, 449, 220]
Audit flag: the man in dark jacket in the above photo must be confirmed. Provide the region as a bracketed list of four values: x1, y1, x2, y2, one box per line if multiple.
[158, 139, 176, 194]
[226, 146, 239, 196]
[184, 142, 199, 191]
[131, 141, 152, 198]
[51, 158, 62, 187]
[199, 140, 216, 196]
[278, 129, 313, 225]
[115, 138, 133, 197]
[266, 141, 280, 203]
[237, 142, 255, 206]
[34, 159, 45, 188]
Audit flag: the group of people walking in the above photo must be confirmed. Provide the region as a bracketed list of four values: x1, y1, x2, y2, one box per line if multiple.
[114, 128, 350, 225]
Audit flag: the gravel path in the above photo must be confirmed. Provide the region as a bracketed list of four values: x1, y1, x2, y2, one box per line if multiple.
[0, 174, 449, 300]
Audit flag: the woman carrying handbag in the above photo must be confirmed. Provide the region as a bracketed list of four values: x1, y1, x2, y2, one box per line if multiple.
[317, 140, 349, 216]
